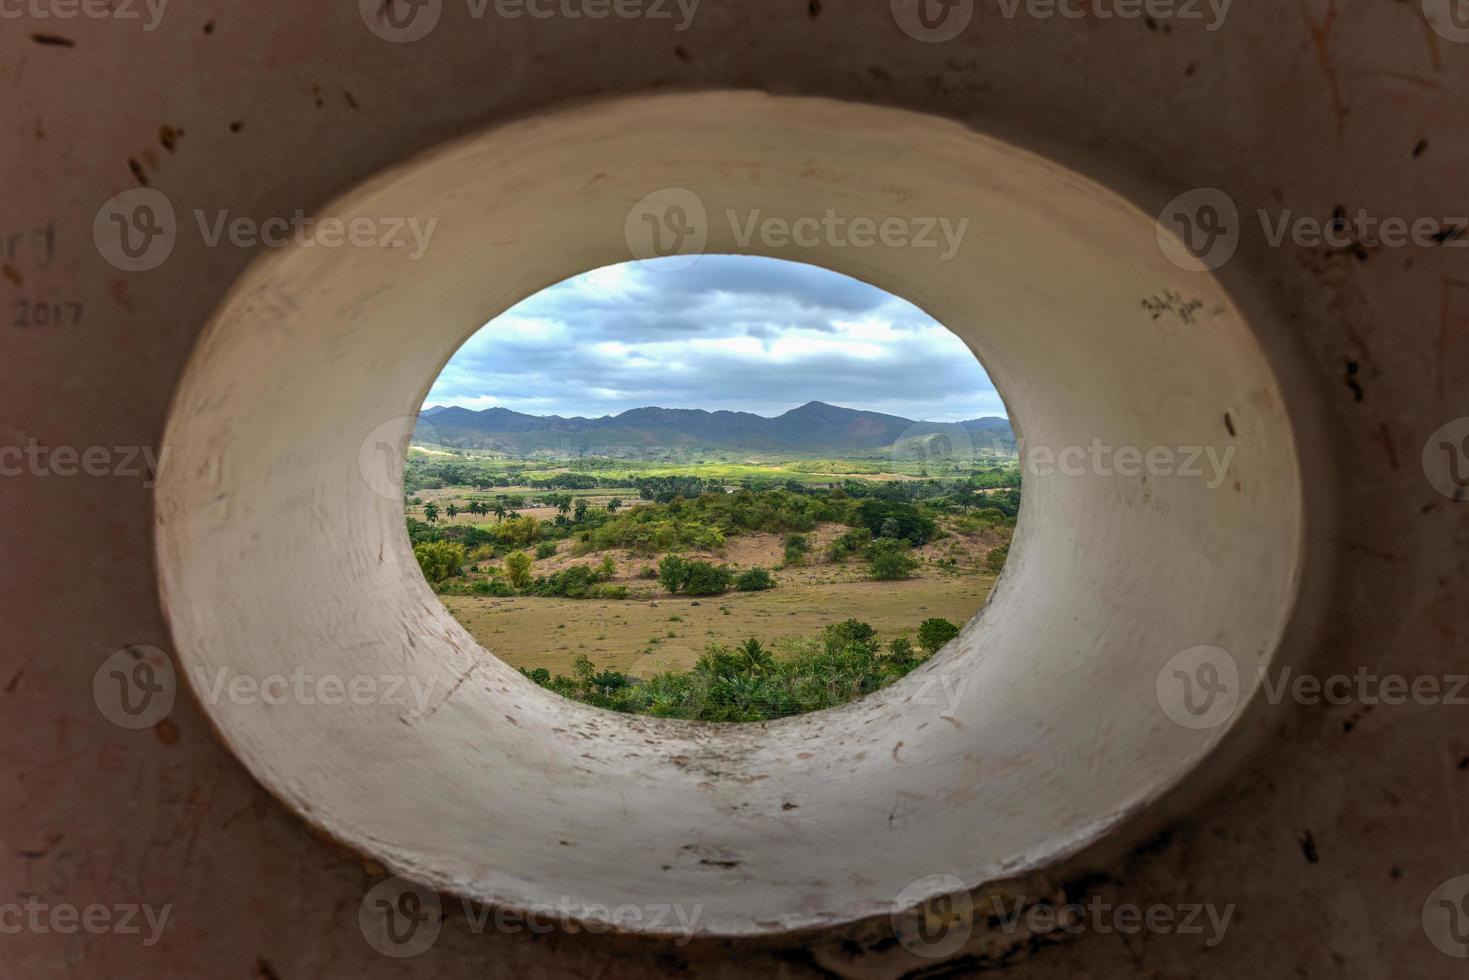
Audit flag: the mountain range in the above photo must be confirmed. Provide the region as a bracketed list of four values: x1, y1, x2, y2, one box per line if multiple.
[416, 401, 1015, 455]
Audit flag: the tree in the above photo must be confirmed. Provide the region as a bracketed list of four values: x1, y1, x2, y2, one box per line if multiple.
[607, 497, 622, 513]
[446, 503, 458, 519]
[868, 538, 918, 581]
[422, 501, 440, 524]
[493, 501, 507, 522]
[986, 543, 1010, 572]
[826, 527, 872, 562]
[824, 619, 877, 652]
[735, 638, 774, 674]
[917, 618, 960, 655]
[858, 499, 936, 546]
[598, 555, 617, 581]
[657, 554, 688, 594]
[574, 499, 588, 523]
[504, 550, 533, 590]
[735, 567, 774, 591]
[413, 540, 464, 583]
[885, 636, 919, 669]
[496, 515, 539, 548]
[556, 495, 572, 518]
[683, 562, 732, 596]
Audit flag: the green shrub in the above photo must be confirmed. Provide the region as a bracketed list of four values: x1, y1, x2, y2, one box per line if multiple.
[517, 620, 929, 722]
[638, 566, 658, 579]
[471, 578, 515, 597]
[683, 561, 733, 597]
[885, 636, 919, 669]
[413, 540, 465, 583]
[783, 533, 808, 565]
[857, 499, 936, 546]
[657, 555, 688, 594]
[589, 584, 629, 600]
[824, 619, 877, 653]
[535, 542, 558, 559]
[504, 550, 533, 589]
[987, 543, 1010, 572]
[826, 527, 873, 562]
[868, 538, 918, 581]
[534, 564, 598, 598]
[495, 514, 541, 548]
[734, 567, 775, 592]
[917, 618, 960, 655]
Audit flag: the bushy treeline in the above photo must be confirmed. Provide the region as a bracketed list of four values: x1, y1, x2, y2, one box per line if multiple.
[520, 616, 963, 722]
[405, 452, 1021, 505]
[581, 488, 858, 555]
[414, 535, 775, 601]
[409, 484, 1017, 595]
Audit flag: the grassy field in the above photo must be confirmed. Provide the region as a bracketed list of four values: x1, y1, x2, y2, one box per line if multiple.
[442, 574, 995, 676]
[437, 520, 1003, 676]
[406, 445, 1016, 486]
[405, 447, 1019, 705]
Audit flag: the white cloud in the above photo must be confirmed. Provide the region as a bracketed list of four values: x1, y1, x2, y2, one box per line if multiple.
[422, 256, 1004, 422]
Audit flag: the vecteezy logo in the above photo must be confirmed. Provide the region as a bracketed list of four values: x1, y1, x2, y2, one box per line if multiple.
[92, 645, 176, 729]
[891, 874, 973, 958]
[1156, 645, 1241, 731]
[360, 0, 442, 42]
[359, 415, 440, 501]
[359, 876, 442, 957]
[1156, 188, 1240, 273]
[1423, 418, 1469, 500]
[624, 188, 708, 271]
[93, 188, 176, 272]
[1424, 875, 1469, 957]
[1423, 0, 1469, 43]
[891, 421, 976, 474]
[891, 0, 974, 42]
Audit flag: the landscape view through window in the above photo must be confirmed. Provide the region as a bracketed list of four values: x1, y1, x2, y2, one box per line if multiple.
[403, 256, 1020, 722]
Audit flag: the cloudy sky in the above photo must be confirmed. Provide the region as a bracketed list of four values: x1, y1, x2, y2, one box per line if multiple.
[425, 256, 1005, 422]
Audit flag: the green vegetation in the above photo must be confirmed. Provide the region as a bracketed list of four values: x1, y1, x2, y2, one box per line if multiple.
[413, 540, 464, 583]
[520, 616, 958, 722]
[734, 567, 775, 592]
[403, 446, 1021, 501]
[987, 543, 1010, 572]
[868, 538, 919, 581]
[504, 550, 532, 589]
[656, 555, 735, 596]
[917, 617, 961, 654]
[528, 564, 626, 600]
[404, 446, 1020, 721]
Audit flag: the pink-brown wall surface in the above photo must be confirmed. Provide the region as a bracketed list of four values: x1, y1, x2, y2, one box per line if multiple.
[2, 2, 1467, 977]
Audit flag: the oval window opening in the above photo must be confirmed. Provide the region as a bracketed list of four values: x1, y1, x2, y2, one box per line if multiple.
[155, 93, 1305, 937]
[404, 255, 1018, 722]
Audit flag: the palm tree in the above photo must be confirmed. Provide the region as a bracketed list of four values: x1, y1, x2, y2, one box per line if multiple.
[493, 502, 507, 523]
[736, 638, 774, 675]
[446, 503, 458, 519]
[423, 501, 439, 524]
